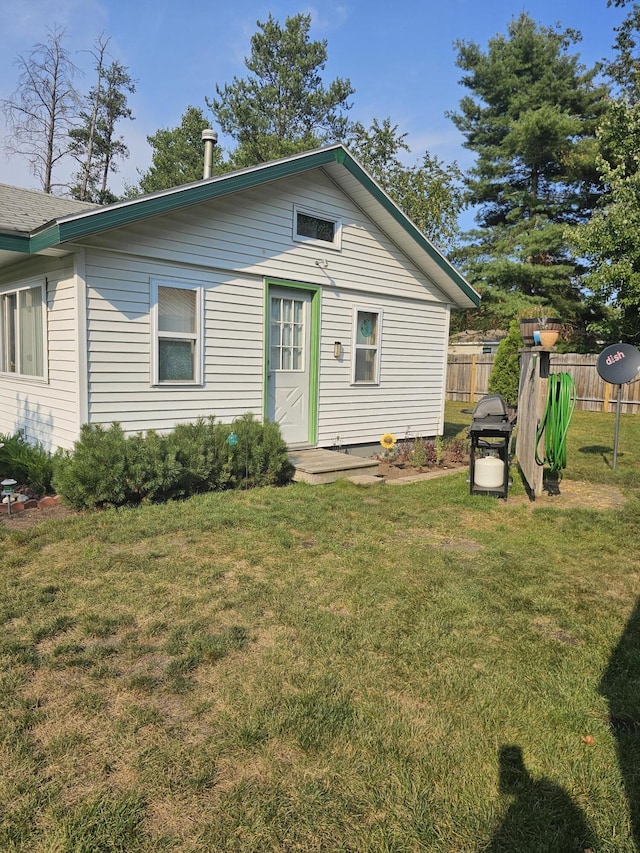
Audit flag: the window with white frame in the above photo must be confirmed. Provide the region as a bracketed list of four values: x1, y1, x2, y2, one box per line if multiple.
[293, 205, 342, 250]
[0, 282, 46, 378]
[352, 307, 382, 384]
[152, 281, 202, 384]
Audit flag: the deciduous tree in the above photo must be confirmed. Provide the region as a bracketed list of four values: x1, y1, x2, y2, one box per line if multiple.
[347, 118, 464, 251]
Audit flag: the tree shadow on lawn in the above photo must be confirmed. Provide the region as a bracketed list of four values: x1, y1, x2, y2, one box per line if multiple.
[599, 597, 640, 850]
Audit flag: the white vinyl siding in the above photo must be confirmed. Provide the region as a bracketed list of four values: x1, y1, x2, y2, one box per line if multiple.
[75, 168, 451, 444]
[84, 252, 264, 434]
[0, 257, 80, 450]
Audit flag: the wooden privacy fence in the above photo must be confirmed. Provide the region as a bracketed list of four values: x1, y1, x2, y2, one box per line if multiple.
[447, 352, 640, 414]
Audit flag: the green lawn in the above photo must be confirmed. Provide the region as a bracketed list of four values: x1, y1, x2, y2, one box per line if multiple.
[0, 404, 639, 851]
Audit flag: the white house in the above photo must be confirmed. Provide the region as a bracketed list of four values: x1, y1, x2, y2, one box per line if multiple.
[0, 144, 479, 453]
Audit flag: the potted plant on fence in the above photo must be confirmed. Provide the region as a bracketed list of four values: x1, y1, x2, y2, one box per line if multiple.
[519, 314, 561, 346]
[537, 315, 560, 347]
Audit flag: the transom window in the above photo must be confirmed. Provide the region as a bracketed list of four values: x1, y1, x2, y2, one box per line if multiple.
[293, 205, 342, 250]
[152, 281, 202, 384]
[0, 282, 46, 379]
[352, 307, 382, 384]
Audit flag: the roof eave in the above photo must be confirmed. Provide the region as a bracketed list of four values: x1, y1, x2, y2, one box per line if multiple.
[15, 144, 479, 309]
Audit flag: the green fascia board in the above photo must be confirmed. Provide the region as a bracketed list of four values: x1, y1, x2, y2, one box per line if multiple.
[30, 148, 342, 252]
[0, 231, 31, 253]
[338, 150, 481, 307]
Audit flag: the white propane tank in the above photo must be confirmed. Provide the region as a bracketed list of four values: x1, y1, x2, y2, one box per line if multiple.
[474, 455, 503, 489]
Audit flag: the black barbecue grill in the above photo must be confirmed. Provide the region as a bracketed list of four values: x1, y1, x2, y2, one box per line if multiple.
[466, 394, 513, 499]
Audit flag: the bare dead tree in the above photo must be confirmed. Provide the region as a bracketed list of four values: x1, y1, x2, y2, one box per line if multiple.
[1, 26, 81, 193]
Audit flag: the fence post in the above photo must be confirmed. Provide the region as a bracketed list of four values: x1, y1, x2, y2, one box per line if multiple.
[470, 354, 477, 403]
[603, 382, 611, 413]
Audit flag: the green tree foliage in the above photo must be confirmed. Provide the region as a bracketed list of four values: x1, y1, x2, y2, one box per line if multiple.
[605, 2, 640, 101]
[488, 319, 522, 408]
[134, 106, 224, 195]
[208, 13, 354, 167]
[571, 100, 640, 343]
[347, 118, 464, 251]
[70, 37, 136, 203]
[449, 13, 609, 338]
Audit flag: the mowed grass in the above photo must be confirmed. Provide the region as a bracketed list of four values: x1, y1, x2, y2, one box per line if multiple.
[0, 403, 639, 852]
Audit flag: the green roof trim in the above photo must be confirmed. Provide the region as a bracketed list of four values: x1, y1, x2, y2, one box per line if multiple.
[338, 150, 480, 306]
[0, 232, 31, 253]
[31, 148, 341, 250]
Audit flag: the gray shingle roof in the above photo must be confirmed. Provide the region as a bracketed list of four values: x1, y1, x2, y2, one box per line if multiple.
[0, 183, 99, 233]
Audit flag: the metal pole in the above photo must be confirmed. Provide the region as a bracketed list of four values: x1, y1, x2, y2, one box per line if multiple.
[613, 383, 622, 468]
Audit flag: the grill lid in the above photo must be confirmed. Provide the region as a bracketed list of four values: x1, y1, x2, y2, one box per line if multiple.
[471, 394, 508, 421]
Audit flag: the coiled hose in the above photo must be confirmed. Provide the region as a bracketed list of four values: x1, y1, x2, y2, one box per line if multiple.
[535, 372, 577, 473]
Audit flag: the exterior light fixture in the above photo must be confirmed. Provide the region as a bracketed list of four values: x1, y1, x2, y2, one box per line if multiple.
[333, 341, 342, 358]
[2, 478, 17, 517]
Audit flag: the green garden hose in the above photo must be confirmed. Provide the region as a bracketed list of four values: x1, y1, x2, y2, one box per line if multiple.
[535, 372, 577, 473]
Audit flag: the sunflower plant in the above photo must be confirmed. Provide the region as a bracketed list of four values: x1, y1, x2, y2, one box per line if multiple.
[379, 433, 397, 459]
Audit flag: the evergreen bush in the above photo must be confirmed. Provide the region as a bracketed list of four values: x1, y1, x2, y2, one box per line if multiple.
[53, 414, 293, 510]
[488, 319, 522, 408]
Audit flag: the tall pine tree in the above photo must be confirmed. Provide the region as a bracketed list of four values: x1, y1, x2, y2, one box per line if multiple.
[449, 14, 608, 338]
[208, 13, 353, 168]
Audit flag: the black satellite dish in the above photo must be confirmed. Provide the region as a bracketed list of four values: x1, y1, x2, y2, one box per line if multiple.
[596, 343, 640, 468]
[596, 343, 640, 385]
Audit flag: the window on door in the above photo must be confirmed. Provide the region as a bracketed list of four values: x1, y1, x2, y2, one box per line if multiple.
[352, 307, 382, 384]
[270, 294, 305, 371]
[0, 282, 46, 378]
[152, 281, 202, 384]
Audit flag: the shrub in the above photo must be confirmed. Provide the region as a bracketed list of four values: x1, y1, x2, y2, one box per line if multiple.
[53, 415, 293, 510]
[0, 432, 55, 495]
[53, 423, 129, 509]
[488, 319, 522, 408]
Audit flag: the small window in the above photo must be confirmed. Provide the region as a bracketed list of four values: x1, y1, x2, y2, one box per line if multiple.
[352, 308, 382, 384]
[0, 282, 46, 379]
[152, 281, 202, 384]
[293, 205, 341, 250]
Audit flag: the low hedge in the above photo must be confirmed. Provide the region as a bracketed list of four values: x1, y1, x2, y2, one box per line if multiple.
[52, 414, 293, 510]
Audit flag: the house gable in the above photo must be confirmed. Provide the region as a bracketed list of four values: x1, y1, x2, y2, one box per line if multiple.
[0, 146, 479, 310]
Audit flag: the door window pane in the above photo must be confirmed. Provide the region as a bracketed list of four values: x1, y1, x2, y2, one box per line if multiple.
[270, 295, 305, 371]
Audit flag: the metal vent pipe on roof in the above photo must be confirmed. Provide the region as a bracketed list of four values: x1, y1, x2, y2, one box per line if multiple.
[202, 129, 218, 179]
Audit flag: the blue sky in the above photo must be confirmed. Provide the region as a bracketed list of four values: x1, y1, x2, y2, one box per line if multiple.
[0, 0, 629, 196]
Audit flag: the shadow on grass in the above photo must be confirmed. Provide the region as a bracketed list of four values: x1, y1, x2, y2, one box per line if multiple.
[579, 445, 615, 468]
[599, 598, 640, 850]
[481, 745, 595, 853]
